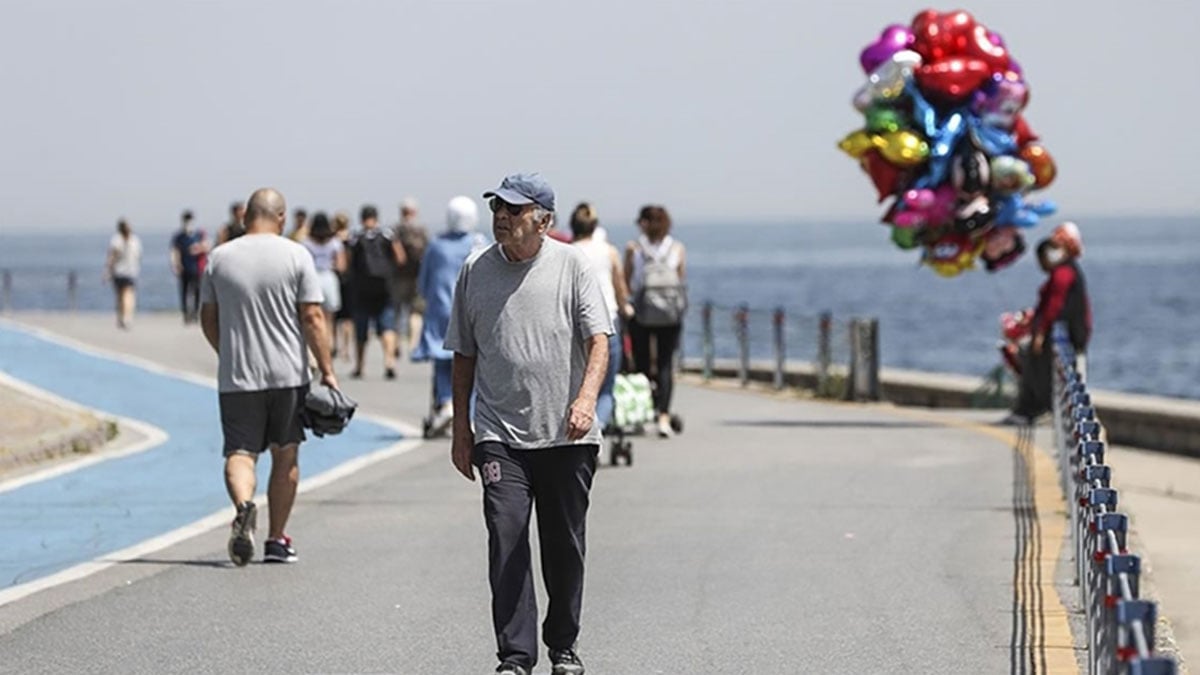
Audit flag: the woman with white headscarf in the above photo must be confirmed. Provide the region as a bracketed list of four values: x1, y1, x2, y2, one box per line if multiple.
[412, 196, 487, 437]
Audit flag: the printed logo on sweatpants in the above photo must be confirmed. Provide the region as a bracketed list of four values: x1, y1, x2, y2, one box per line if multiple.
[481, 461, 502, 486]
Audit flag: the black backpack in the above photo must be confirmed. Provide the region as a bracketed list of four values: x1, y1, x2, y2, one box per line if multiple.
[351, 231, 394, 292]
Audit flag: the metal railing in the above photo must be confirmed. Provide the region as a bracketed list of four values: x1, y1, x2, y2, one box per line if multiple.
[687, 302, 879, 401]
[1051, 325, 1177, 675]
[0, 267, 81, 312]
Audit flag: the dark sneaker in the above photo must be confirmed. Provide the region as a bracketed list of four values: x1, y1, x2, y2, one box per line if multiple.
[228, 501, 257, 567]
[384, 367, 397, 380]
[495, 663, 529, 675]
[549, 648, 585, 675]
[264, 536, 298, 563]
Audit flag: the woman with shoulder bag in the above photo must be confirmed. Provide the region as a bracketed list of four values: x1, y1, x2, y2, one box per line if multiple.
[623, 205, 687, 438]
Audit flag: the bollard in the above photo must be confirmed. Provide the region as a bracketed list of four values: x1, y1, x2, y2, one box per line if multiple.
[67, 270, 78, 311]
[865, 318, 880, 399]
[847, 318, 881, 401]
[701, 302, 714, 382]
[847, 319, 861, 400]
[817, 311, 832, 394]
[735, 304, 749, 387]
[1, 269, 10, 313]
[772, 307, 785, 390]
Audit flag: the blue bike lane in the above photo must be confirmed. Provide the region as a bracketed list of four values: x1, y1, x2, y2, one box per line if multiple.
[0, 324, 402, 589]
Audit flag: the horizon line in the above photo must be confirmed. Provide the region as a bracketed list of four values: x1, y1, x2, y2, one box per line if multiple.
[3, 210, 1197, 235]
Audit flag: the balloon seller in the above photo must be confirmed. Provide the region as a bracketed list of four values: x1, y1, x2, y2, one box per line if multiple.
[839, 9, 1058, 277]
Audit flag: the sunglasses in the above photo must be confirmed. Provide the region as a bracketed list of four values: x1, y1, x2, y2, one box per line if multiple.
[488, 197, 529, 216]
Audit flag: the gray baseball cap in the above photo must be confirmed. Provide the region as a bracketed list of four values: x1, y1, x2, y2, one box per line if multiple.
[482, 172, 555, 213]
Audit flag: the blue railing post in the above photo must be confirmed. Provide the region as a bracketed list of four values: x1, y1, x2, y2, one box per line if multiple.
[1050, 320, 1176, 673]
[735, 304, 749, 387]
[67, 270, 78, 311]
[702, 301, 714, 382]
[1, 269, 10, 313]
[772, 307, 785, 390]
[817, 311, 831, 394]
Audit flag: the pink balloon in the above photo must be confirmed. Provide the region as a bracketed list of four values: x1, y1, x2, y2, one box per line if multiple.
[891, 185, 957, 229]
[986, 30, 1005, 47]
[860, 24, 915, 74]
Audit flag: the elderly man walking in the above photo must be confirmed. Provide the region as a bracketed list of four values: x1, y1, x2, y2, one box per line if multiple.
[200, 187, 338, 566]
[447, 173, 611, 675]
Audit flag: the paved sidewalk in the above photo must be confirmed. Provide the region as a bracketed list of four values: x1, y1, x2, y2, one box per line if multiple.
[2, 312, 1080, 673]
[4, 312, 1195, 667]
[935, 408, 1197, 673]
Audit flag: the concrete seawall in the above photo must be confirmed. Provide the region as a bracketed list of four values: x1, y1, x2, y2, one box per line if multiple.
[682, 358, 1200, 458]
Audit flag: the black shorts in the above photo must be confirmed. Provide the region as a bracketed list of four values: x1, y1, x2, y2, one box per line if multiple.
[112, 276, 135, 290]
[219, 386, 307, 457]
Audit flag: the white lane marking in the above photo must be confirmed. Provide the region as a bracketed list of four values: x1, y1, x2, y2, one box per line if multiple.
[0, 317, 216, 388]
[0, 427, 425, 608]
[0, 371, 169, 495]
[0, 318, 422, 436]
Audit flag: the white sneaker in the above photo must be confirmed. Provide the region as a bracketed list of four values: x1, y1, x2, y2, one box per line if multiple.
[656, 415, 673, 438]
[430, 403, 454, 436]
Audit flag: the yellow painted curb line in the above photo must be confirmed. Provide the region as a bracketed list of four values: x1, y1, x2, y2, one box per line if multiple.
[682, 376, 1081, 674]
[876, 407, 1080, 675]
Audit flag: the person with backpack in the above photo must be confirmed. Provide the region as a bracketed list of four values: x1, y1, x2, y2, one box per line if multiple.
[623, 205, 687, 438]
[390, 197, 430, 358]
[348, 204, 402, 379]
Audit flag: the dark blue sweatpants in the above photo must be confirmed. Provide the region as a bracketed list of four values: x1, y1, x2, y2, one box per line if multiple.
[473, 442, 597, 670]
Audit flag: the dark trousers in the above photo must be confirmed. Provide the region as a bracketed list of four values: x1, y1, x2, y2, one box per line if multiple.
[628, 319, 681, 414]
[1015, 344, 1087, 418]
[474, 442, 597, 669]
[179, 272, 200, 321]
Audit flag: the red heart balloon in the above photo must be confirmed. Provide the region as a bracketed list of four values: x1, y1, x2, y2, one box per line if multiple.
[860, 151, 906, 203]
[1012, 115, 1039, 146]
[910, 10, 940, 60]
[911, 9, 977, 62]
[965, 25, 1011, 73]
[916, 57, 991, 101]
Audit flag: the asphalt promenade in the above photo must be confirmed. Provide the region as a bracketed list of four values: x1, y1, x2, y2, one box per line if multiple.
[0, 312, 1089, 673]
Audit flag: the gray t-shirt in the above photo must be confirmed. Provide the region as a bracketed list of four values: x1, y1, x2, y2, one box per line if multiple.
[445, 238, 613, 449]
[200, 234, 324, 393]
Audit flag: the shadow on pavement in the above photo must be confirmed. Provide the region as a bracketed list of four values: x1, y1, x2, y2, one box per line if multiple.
[719, 419, 939, 429]
[115, 558, 230, 568]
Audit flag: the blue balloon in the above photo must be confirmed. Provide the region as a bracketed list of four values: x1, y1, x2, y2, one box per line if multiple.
[907, 82, 940, 138]
[905, 83, 976, 190]
[994, 194, 1057, 228]
[967, 117, 1018, 157]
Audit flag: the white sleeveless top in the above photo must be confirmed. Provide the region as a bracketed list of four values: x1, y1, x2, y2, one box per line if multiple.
[572, 238, 618, 322]
[108, 234, 143, 278]
[629, 235, 681, 295]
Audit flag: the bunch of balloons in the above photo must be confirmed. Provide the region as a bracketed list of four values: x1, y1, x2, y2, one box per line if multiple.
[839, 9, 1058, 277]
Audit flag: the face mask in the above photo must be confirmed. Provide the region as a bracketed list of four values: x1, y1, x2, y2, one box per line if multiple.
[1044, 248, 1066, 266]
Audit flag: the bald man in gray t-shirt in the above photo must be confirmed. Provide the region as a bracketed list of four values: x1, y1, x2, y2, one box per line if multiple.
[447, 174, 610, 674]
[200, 187, 337, 568]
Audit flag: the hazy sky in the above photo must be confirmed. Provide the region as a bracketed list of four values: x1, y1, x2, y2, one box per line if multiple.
[1, 0, 1197, 232]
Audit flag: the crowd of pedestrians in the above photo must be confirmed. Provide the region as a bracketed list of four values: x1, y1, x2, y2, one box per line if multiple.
[92, 170, 1103, 675]
[105, 176, 688, 675]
